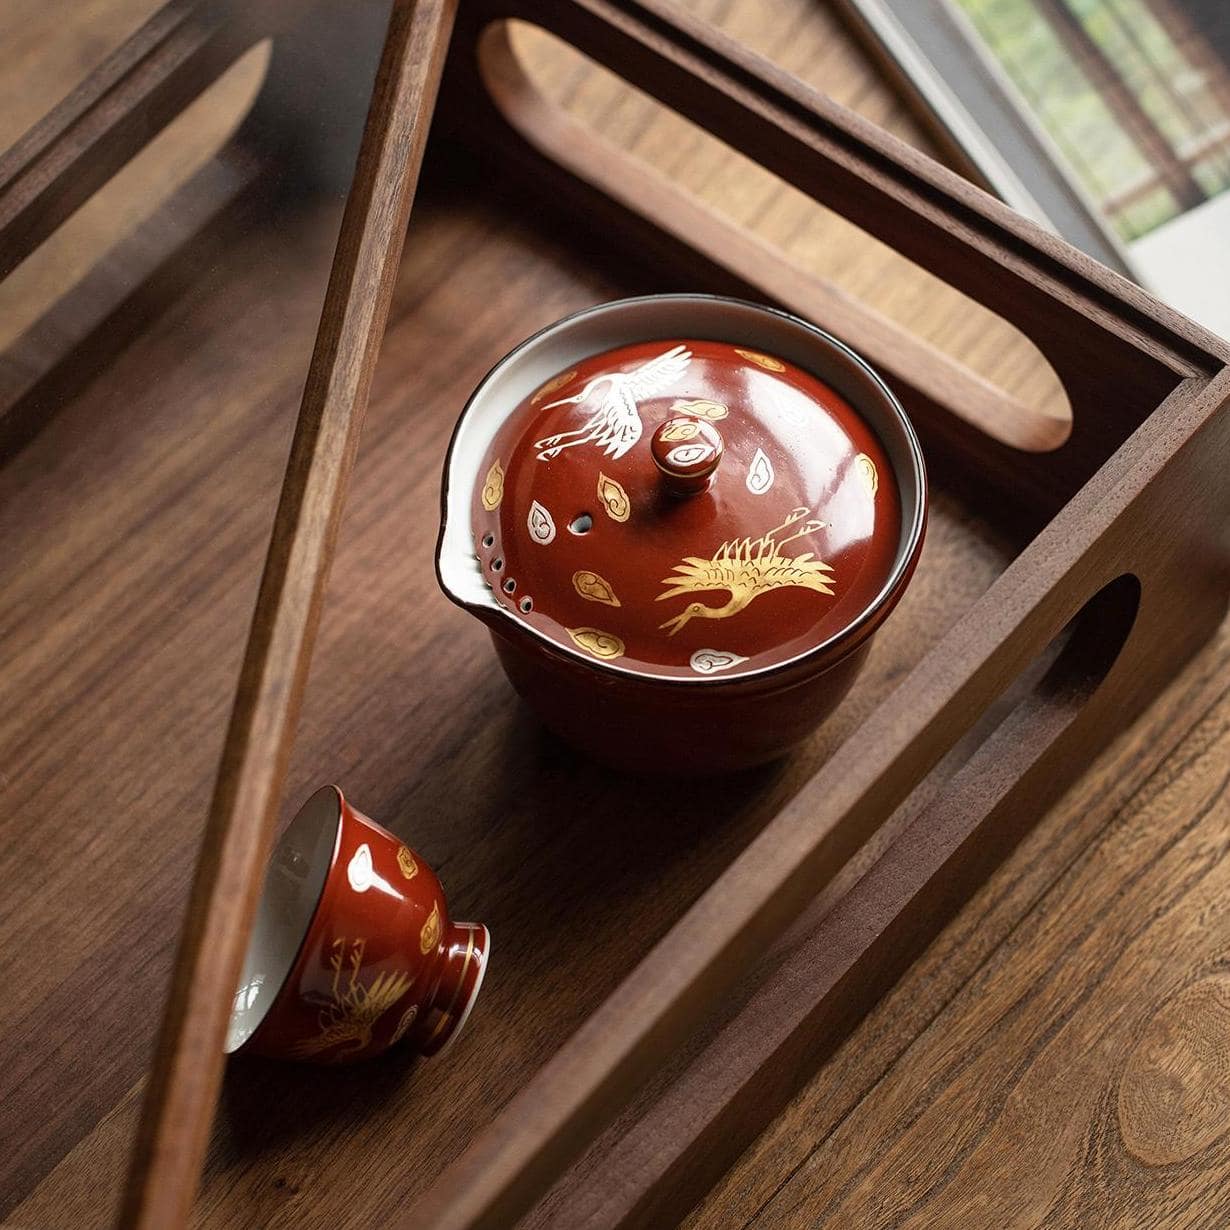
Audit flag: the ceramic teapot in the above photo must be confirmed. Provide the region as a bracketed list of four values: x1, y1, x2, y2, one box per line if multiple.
[437, 294, 926, 774]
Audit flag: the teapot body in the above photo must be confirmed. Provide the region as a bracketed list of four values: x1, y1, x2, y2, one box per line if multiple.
[491, 620, 872, 774]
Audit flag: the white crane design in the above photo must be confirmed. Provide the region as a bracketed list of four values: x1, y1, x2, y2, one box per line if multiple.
[534, 344, 692, 461]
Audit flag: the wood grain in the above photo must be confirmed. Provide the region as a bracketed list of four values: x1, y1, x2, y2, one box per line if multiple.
[685, 661, 1230, 1230]
[532, 616, 1230, 1230]
[1, 1, 1227, 1229]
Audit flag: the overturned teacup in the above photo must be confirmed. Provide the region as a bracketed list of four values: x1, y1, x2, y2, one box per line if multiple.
[226, 785, 489, 1064]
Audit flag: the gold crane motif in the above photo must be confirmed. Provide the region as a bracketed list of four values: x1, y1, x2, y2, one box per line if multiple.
[656, 506, 834, 636]
[290, 937, 412, 1060]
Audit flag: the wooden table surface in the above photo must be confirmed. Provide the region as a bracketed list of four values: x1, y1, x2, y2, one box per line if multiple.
[2, 2, 1228, 1228]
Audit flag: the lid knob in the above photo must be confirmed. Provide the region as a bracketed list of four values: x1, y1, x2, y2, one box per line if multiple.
[651, 418, 724, 497]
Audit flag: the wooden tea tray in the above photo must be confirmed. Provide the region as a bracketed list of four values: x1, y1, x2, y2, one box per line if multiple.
[2, 1, 1228, 1228]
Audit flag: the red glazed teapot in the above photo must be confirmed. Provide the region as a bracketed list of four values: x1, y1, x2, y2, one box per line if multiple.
[437, 294, 926, 774]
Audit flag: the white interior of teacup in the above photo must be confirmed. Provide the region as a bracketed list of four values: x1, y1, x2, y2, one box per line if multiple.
[224, 785, 341, 1053]
[438, 293, 926, 682]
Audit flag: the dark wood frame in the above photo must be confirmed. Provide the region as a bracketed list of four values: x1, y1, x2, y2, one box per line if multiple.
[2, 1, 1228, 1227]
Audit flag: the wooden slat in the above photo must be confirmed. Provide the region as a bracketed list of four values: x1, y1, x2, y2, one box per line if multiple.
[113, 1, 458, 1225]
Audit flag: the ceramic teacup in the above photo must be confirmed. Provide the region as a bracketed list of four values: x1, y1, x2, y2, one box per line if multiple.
[226, 785, 489, 1064]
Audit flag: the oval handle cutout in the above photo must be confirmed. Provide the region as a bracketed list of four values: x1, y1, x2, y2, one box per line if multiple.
[478, 19, 1073, 454]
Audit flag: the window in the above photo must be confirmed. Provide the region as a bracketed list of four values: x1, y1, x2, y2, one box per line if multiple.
[956, 0, 1230, 239]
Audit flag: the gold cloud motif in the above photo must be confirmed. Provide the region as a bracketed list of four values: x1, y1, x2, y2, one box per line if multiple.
[672, 397, 728, 420]
[481, 460, 504, 511]
[567, 627, 626, 660]
[420, 901, 442, 955]
[735, 348, 785, 372]
[597, 472, 630, 522]
[391, 1003, 419, 1045]
[658, 420, 700, 442]
[573, 569, 621, 607]
[855, 453, 879, 496]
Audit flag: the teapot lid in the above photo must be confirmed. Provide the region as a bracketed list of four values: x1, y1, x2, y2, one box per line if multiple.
[455, 326, 906, 681]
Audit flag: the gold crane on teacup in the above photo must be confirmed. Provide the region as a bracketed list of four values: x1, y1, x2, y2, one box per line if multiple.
[290, 937, 413, 1059]
[656, 507, 834, 636]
